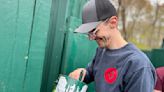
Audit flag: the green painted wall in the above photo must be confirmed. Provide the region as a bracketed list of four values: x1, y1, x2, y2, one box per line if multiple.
[40, 0, 90, 91]
[40, 0, 69, 91]
[0, 0, 52, 91]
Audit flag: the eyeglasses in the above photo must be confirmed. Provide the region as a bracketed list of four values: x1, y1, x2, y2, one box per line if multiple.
[88, 28, 98, 40]
[88, 18, 110, 40]
[88, 18, 109, 40]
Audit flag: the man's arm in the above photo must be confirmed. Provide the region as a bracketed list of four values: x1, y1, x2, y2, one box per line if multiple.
[83, 61, 95, 84]
[124, 67, 156, 92]
[83, 48, 99, 84]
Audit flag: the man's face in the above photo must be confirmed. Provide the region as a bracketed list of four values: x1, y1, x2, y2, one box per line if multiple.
[88, 20, 111, 48]
[88, 16, 118, 48]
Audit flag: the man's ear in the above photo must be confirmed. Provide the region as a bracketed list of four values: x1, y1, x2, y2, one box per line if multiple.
[108, 16, 118, 29]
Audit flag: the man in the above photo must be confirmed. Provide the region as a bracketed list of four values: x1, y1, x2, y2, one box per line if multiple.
[154, 67, 164, 92]
[69, 0, 156, 92]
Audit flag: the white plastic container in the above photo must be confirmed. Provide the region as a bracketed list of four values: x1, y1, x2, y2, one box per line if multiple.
[55, 75, 88, 92]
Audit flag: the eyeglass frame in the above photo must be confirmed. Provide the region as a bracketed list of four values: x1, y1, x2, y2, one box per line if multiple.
[87, 18, 110, 40]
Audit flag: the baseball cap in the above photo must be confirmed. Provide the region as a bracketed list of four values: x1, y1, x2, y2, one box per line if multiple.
[74, 0, 117, 33]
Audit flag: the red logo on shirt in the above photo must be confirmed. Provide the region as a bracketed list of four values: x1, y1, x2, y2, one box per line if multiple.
[104, 68, 118, 84]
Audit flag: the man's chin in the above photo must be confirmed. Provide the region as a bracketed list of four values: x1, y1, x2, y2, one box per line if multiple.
[98, 44, 105, 48]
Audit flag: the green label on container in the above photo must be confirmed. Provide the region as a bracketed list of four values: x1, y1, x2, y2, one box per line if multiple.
[55, 76, 88, 92]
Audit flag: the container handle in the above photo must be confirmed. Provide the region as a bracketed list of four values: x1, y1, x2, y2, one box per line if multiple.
[79, 70, 84, 82]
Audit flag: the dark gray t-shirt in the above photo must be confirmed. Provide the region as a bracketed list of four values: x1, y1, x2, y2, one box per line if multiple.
[84, 43, 156, 92]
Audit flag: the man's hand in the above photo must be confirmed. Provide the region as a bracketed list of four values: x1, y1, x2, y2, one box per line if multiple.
[69, 68, 87, 82]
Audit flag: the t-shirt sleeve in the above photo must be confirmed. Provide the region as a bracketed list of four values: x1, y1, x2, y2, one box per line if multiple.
[83, 48, 99, 84]
[154, 72, 163, 91]
[124, 67, 156, 92]
[83, 61, 95, 84]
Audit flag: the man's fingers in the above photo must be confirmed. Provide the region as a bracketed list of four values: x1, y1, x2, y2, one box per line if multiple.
[69, 72, 79, 80]
[69, 68, 86, 81]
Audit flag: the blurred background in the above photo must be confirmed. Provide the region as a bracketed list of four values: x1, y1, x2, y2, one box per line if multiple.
[116, 0, 164, 49]
[0, 0, 163, 92]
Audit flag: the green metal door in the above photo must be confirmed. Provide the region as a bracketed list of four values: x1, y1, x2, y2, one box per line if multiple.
[40, 0, 99, 91]
[0, 0, 52, 91]
[40, 0, 91, 91]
